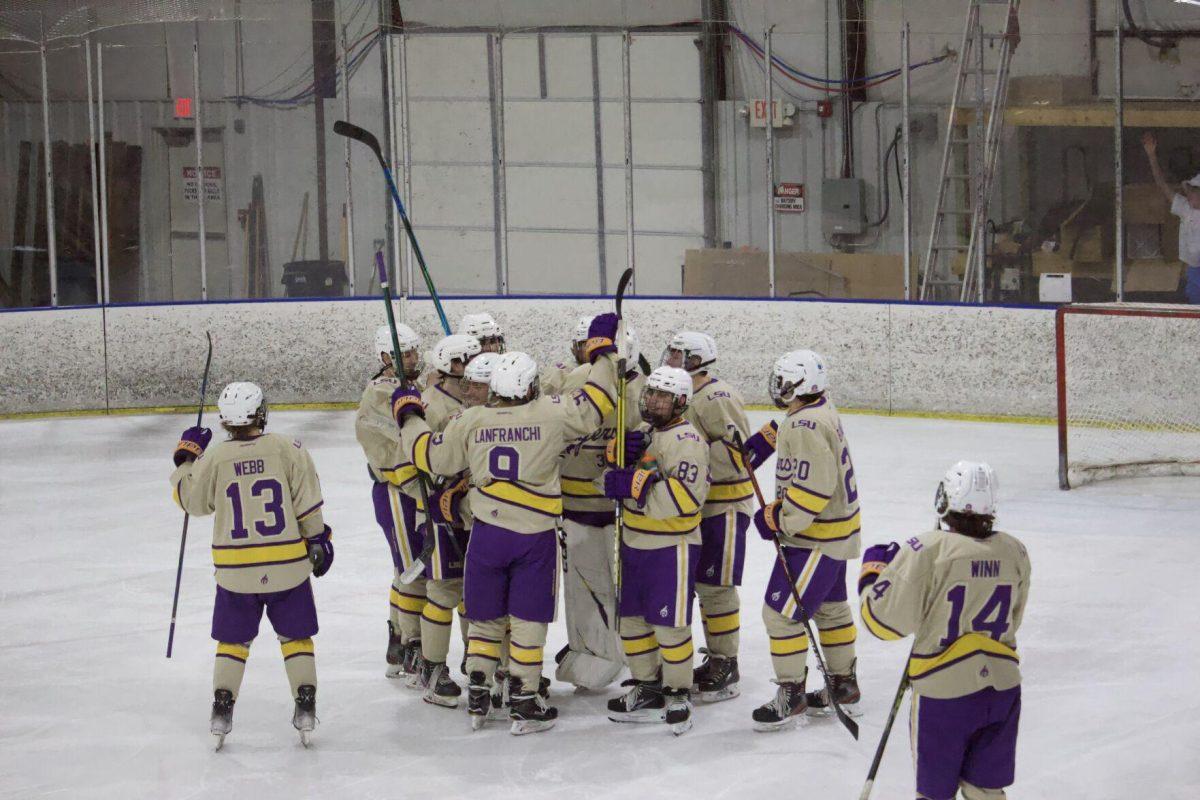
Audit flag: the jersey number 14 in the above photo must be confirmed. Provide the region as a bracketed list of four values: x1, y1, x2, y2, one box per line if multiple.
[939, 584, 1012, 647]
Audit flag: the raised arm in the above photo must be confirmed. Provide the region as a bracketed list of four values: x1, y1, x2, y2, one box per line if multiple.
[1142, 132, 1176, 205]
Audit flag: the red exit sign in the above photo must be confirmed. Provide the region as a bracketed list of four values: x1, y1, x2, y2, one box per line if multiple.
[174, 97, 193, 119]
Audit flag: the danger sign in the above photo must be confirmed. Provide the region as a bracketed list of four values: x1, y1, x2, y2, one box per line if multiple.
[773, 182, 805, 213]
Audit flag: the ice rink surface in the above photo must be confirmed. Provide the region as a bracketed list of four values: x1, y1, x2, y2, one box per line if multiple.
[2, 408, 1198, 799]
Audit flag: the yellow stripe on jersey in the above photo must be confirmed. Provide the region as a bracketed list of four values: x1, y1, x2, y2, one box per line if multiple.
[818, 623, 858, 647]
[380, 463, 418, 486]
[479, 481, 563, 516]
[907, 633, 1018, 680]
[622, 508, 701, 534]
[172, 483, 183, 510]
[582, 382, 615, 417]
[412, 430, 432, 474]
[795, 511, 862, 542]
[785, 485, 832, 515]
[666, 477, 701, 515]
[622, 633, 658, 656]
[509, 642, 544, 666]
[769, 633, 809, 656]
[212, 540, 308, 567]
[724, 440, 747, 473]
[660, 638, 694, 664]
[861, 597, 905, 641]
[280, 638, 314, 658]
[390, 588, 426, 614]
[561, 476, 604, 498]
[707, 479, 753, 503]
[216, 642, 250, 660]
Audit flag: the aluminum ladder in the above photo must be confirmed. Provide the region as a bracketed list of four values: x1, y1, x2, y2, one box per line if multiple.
[919, 0, 1021, 302]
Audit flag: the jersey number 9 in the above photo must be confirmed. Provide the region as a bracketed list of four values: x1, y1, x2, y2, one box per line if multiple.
[490, 446, 520, 481]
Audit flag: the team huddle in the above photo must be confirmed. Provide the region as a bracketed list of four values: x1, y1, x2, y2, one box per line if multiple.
[169, 310, 1031, 799]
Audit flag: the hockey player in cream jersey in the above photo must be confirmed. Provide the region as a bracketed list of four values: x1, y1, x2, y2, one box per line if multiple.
[662, 331, 752, 702]
[410, 333, 481, 706]
[750, 350, 863, 731]
[553, 318, 646, 691]
[458, 312, 506, 353]
[390, 313, 623, 735]
[602, 366, 709, 735]
[355, 324, 427, 680]
[859, 462, 1029, 800]
[171, 382, 333, 749]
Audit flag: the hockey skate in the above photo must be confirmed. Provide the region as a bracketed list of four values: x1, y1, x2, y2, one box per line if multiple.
[385, 622, 405, 679]
[509, 690, 558, 735]
[488, 669, 511, 721]
[664, 688, 693, 736]
[467, 671, 492, 731]
[420, 661, 462, 708]
[210, 689, 234, 751]
[805, 668, 862, 718]
[402, 640, 425, 689]
[693, 651, 740, 703]
[606, 678, 666, 724]
[292, 684, 318, 747]
[752, 680, 807, 732]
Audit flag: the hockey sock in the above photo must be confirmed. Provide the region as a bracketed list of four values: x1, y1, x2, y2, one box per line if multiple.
[420, 578, 462, 664]
[508, 617, 548, 692]
[390, 575, 426, 643]
[763, 604, 809, 683]
[214, 641, 251, 699]
[280, 637, 316, 697]
[654, 626, 694, 691]
[696, 583, 741, 658]
[812, 600, 858, 676]
[619, 616, 660, 682]
[959, 781, 1007, 800]
[465, 618, 506, 683]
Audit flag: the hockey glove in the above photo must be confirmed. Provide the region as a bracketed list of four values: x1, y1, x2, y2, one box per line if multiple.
[605, 429, 649, 467]
[603, 467, 657, 507]
[753, 500, 783, 541]
[584, 312, 620, 362]
[173, 426, 212, 466]
[431, 475, 470, 527]
[390, 385, 425, 425]
[858, 542, 900, 594]
[741, 420, 779, 470]
[307, 525, 335, 578]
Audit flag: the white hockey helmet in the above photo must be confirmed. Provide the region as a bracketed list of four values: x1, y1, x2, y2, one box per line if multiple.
[463, 351, 500, 385]
[458, 312, 505, 352]
[570, 315, 596, 364]
[431, 334, 482, 376]
[662, 331, 717, 374]
[935, 461, 998, 519]
[218, 381, 267, 427]
[769, 349, 828, 408]
[640, 366, 692, 426]
[374, 323, 421, 378]
[623, 325, 642, 370]
[490, 351, 540, 402]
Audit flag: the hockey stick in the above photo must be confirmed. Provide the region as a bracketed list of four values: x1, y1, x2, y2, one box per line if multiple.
[733, 430, 859, 740]
[335, 120, 451, 336]
[610, 268, 634, 633]
[858, 660, 912, 800]
[166, 330, 213, 659]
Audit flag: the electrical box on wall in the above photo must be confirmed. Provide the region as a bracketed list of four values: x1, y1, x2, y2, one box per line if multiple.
[821, 178, 866, 236]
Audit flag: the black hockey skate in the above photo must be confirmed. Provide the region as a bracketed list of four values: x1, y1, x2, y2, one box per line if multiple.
[606, 678, 665, 724]
[805, 667, 862, 718]
[385, 622, 405, 678]
[402, 640, 425, 689]
[509, 690, 558, 735]
[468, 671, 492, 731]
[752, 680, 807, 732]
[664, 687, 694, 736]
[292, 684, 318, 747]
[693, 651, 740, 703]
[420, 661, 462, 708]
[210, 689, 234, 751]
[488, 668, 511, 721]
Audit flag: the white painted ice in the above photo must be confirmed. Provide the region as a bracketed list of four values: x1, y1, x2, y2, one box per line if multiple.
[2, 409, 1197, 799]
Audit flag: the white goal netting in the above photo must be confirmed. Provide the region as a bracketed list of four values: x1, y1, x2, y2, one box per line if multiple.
[1059, 303, 1200, 488]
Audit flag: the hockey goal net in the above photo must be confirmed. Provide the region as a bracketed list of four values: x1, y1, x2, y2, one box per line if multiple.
[1057, 303, 1200, 489]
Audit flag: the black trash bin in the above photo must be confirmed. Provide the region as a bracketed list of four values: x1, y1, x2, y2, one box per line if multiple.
[281, 260, 348, 297]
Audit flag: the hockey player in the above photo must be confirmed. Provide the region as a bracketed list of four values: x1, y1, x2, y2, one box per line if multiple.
[541, 316, 593, 396]
[461, 352, 501, 408]
[390, 314, 622, 735]
[603, 366, 709, 735]
[750, 350, 862, 731]
[170, 382, 333, 748]
[662, 332, 751, 703]
[355, 324, 427, 680]
[411, 333, 481, 706]
[458, 312, 506, 353]
[555, 322, 646, 690]
[858, 462, 1029, 800]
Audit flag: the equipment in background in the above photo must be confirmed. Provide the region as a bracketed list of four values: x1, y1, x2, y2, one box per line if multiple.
[281, 260, 348, 297]
[241, 175, 270, 298]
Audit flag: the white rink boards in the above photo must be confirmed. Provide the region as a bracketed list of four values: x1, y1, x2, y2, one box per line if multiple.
[1, 409, 1198, 799]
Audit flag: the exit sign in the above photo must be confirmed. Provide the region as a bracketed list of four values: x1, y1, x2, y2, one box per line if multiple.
[174, 97, 193, 119]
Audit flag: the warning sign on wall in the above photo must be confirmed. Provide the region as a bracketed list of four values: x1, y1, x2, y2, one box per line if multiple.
[182, 165, 223, 203]
[774, 182, 805, 213]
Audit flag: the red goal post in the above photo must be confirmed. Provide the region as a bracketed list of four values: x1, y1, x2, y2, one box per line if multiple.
[1056, 302, 1200, 489]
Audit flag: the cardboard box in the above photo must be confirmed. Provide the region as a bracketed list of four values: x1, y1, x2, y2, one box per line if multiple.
[1123, 183, 1171, 225]
[1119, 259, 1183, 293]
[1008, 75, 1091, 106]
[682, 249, 906, 300]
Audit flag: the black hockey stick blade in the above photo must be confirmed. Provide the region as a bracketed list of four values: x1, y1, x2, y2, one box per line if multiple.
[614, 268, 633, 317]
[334, 120, 385, 166]
[638, 353, 653, 376]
